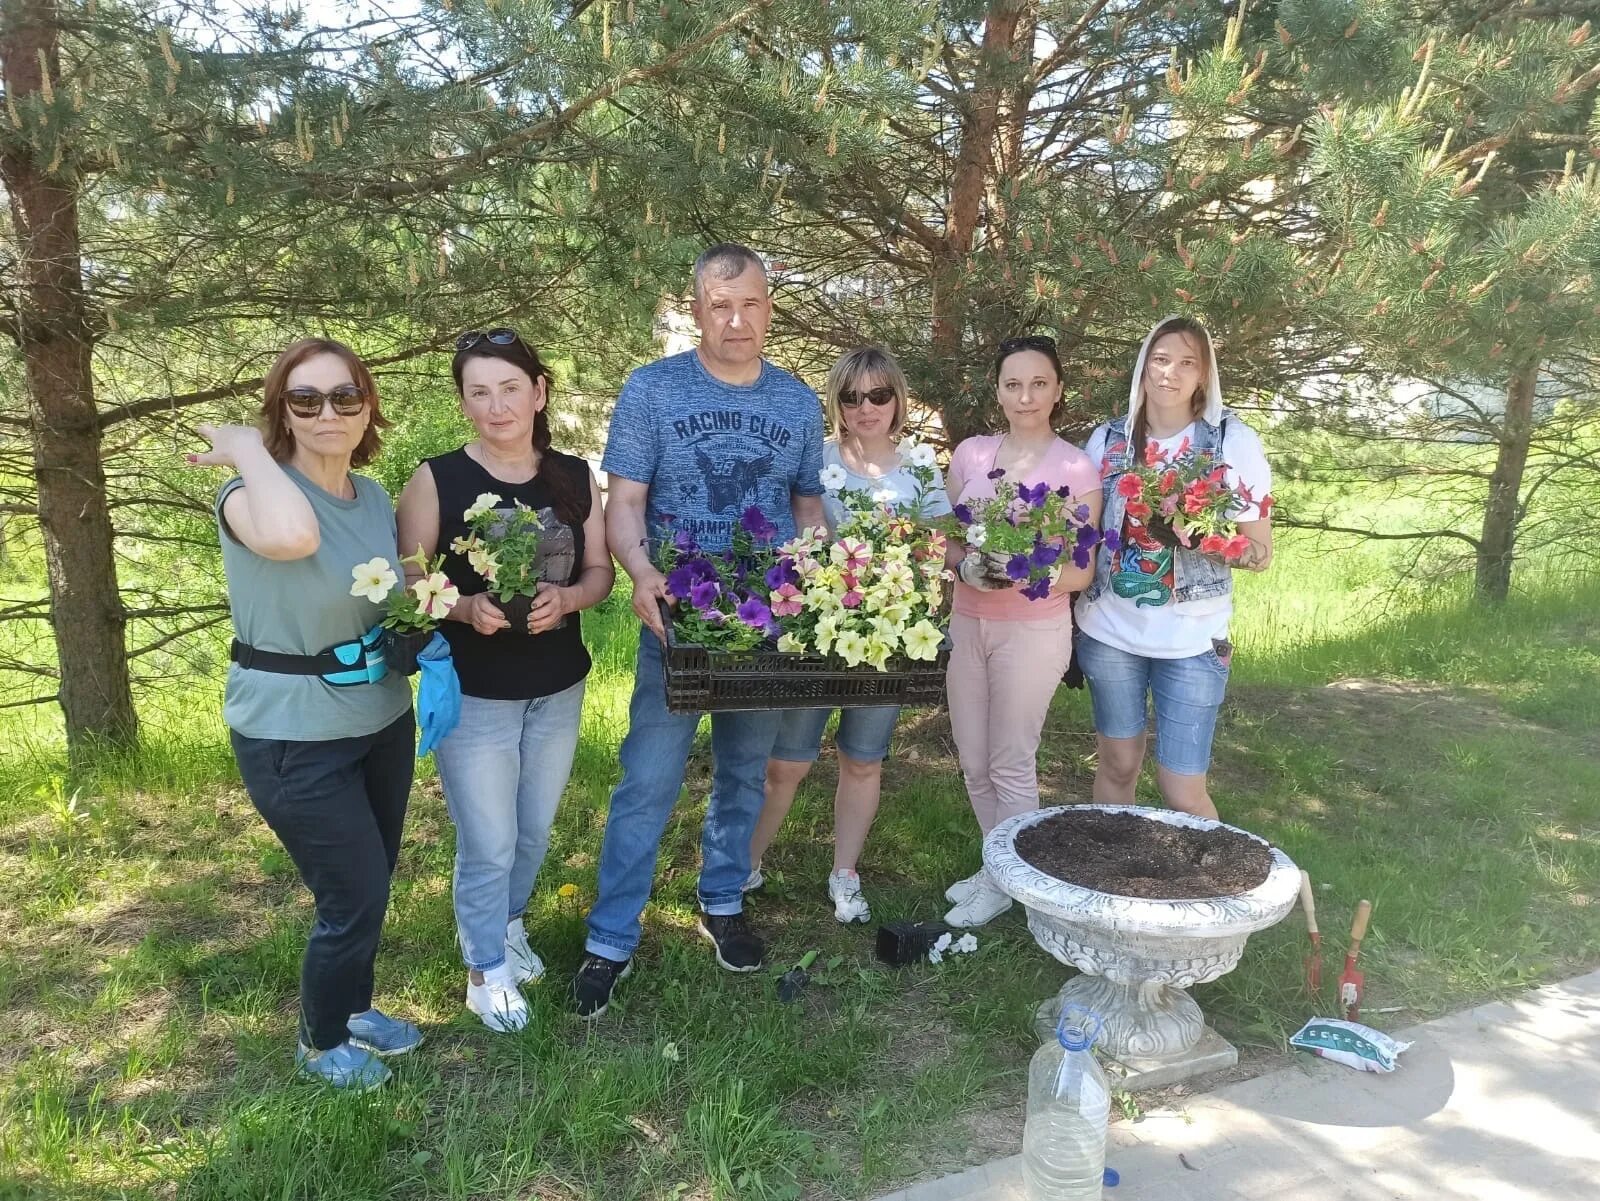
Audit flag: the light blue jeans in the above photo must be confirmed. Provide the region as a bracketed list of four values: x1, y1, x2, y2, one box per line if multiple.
[584, 631, 782, 962]
[434, 679, 587, 971]
[1075, 632, 1230, 777]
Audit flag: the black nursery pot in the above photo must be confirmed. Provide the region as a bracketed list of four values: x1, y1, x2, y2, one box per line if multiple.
[383, 627, 432, 676]
[491, 592, 536, 634]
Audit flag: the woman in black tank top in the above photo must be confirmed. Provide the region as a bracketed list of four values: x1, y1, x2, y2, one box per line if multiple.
[396, 330, 613, 1032]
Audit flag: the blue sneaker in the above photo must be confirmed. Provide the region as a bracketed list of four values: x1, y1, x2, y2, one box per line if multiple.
[295, 1040, 392, 1091]
[346, 1008, 424, 1056]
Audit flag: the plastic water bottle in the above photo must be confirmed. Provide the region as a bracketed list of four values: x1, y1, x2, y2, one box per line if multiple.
[1021, 1004, 1110, 1201]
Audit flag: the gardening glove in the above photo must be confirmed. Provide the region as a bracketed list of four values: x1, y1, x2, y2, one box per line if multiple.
[415, 632, 462, 757]
[958, 552, 998, 590]
[982, 549, 1022, 583]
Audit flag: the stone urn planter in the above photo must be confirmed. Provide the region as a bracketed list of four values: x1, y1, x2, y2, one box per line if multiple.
[984, 804, 1300, 1090]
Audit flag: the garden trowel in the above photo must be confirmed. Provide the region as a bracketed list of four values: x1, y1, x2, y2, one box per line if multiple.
[1299, 870, 1323, 997]
[1338, 899, 1373, 1021]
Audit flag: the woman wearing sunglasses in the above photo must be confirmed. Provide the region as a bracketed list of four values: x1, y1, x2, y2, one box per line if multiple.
[192, 339, 418, 1090]
[395, 328, 613, 1032]
[748, 346, 950, 924]
[941, 335, 1101, 928]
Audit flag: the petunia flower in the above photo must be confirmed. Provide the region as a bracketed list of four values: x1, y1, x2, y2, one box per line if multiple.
[986, 467, 1006, 480]
[351, 558, 398, 603]
[951, 502, 973, 524]
[903, 441, 937, 469]
[736, 595, 773, 628]
[1017, 481, 1050, 506]
[965, 522, 988, 549]
[819, 464, 849, 492]
[903, 620, 944, 661]
[1019, 576, 1052, 601]
[411, 572, 460, 620]
[739, 506, 778, 542]
[690, 579, 722, 610]
[667, 565, 698, 599]
[769, 583, 804, 617]
[463, 492, 502, 522]
[1116, 474, 1143, 499]
[1005, 553, 1031, 581]
[776, 631, 807, 653]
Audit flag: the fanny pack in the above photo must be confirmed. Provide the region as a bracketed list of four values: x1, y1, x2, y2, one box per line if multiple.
[230, 623, 389, 687]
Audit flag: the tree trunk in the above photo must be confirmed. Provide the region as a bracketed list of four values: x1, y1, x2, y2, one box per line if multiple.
[1, 1, 138, 755]
[1474, 360, 1539, 605]
[931, 0, 1029, 443]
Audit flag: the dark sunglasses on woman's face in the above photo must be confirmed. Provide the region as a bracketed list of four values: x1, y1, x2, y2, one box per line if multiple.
[283, 384, 369, 418]
[455, 327, 520, 352]
[839, 385, 897, 408]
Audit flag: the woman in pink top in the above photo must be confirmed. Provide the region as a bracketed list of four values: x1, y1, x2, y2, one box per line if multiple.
[942, 335, 1102, 927]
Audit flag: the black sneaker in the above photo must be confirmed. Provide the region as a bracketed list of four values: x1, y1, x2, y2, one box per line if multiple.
[571, 954, 632, 1019]
[697, 911, 765, 973]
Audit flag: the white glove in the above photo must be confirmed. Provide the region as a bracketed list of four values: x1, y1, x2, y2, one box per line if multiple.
[959, 552, 999, 590]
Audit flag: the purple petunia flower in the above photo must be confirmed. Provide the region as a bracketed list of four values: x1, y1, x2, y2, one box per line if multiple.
[1029, 541, 1063, 569]
[666, 565, 697, 599]
[1071, 546, 1092, 570]
[952, 502, 973, 524]
[1005, 553, 1031, 581]
[1073, 503, 1091, 524]
[690, 578, 722, 610]
[1018, 481, 1050, 506]
[1020, 576, 1052, 601]
[736, 595, 773, 628]
[740, 506, 778, 542]
[987, 467, 1006, 480]
[1103, 528, 1122, 555]
[1075, 524, 1099, 549]
[765, 560, 800, 590]
[673, 529, 699, 553]
[1055, 484, 1073, 498]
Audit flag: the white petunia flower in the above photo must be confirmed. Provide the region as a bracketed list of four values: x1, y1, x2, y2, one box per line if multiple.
[350, 557, 397, 603]
[965, 522, 988, 549]
[902, 441, 937, 469]
[410, 572, 460, 620]
[819, 464, 848, 492]
[463, 492, 502, 522]
[871, 485, 898, 507]
[954, 933, 978, 954]
[933, 932, 953, 953]
[927, 947, 943, 964]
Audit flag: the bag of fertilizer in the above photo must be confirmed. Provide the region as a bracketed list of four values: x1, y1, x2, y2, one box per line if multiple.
[1290, 1018, 1411, 1073]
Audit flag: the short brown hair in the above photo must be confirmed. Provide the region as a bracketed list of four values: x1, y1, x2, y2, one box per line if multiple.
[259, 338, 389, 468]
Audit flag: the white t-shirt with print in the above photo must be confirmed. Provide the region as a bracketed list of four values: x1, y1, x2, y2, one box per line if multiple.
[1075, 419, 1271, 660]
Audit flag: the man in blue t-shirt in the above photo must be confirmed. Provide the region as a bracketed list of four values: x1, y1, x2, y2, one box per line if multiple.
[573, 243, 825, 1017]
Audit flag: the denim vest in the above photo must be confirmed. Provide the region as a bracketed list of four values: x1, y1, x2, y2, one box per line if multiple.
[1082, 412, 1234, 606]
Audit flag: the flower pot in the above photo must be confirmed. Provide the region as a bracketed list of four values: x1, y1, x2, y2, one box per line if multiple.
[984, 805, 1299, 1091]
[489, 591, 563, 634]
[383, 626, 433, 676]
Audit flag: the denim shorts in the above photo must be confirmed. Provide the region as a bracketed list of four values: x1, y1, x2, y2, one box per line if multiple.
[1075, 632, 1230, 777]
[771, 704, 900, 765]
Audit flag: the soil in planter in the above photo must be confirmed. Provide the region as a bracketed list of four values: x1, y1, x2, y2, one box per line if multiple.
[1014, 809, 1271, 899]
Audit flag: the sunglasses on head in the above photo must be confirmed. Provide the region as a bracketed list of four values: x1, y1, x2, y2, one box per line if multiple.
[998, 334, 1058, 356]
[839, 385, 897, 408]
[455, 328, 520, 352]
[283, 384, 368, 418]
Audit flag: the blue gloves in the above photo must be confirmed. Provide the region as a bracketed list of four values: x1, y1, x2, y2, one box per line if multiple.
[415, 632, 462, 757]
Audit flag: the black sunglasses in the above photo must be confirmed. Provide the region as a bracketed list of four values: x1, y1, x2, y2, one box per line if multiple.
[455, 327, 520, 352]
[283, 384, 369, 418]
[998, 334, 1058, 355]
[839, 385, 897, 408]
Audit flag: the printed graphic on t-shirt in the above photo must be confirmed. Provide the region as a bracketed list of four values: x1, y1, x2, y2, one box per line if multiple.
[669, 411, 800, 545]
[1103, 437, 1174, 609]
[483, 505, 576, 588]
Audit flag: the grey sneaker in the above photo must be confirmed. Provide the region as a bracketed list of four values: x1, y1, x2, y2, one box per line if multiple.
[346, 1008, 423, 1056]
[943, 869, 988, 905]
[505, 918, 545, 984]
[295, 1040, 391, 1091]
[741, 866, 765, 893]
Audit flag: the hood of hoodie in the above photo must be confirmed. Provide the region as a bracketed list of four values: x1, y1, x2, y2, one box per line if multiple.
[1125, 317, 1223, 431]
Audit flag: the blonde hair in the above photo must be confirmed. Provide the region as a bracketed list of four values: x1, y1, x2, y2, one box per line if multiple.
[823, 346, 908, 438]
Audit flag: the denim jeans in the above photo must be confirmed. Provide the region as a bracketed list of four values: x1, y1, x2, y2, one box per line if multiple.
[584, 631, 782, 962]
[230, 710, 415, 1050]
[1075, 632, 1230, 776]
[434, 679, 587, 971]
[771, 704, 900, 764]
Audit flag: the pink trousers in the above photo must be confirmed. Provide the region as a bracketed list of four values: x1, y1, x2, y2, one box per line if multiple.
[946, 610, 1074, 835]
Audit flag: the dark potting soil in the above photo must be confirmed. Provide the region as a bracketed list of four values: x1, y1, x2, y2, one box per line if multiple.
[1014, 809, 1272, 899]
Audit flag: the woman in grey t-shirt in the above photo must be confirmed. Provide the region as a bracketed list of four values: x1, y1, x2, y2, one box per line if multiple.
[192, 338, 418, 1091]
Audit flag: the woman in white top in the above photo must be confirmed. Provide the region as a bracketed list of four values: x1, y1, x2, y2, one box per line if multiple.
[1074, 316, 1273, 820]
[748, 346, 951, 923]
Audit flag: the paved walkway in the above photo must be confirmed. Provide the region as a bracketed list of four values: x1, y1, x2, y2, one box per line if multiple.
[874, 969, 1600, 1201]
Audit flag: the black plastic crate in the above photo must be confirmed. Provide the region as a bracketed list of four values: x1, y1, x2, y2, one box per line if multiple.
[658, 601, 949, 713]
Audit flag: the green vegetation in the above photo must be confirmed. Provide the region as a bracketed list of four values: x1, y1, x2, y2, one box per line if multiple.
[3, 519, 1597, 1200]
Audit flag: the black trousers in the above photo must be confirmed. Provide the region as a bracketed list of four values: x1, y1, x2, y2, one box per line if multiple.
[231, 710, 415, 1050]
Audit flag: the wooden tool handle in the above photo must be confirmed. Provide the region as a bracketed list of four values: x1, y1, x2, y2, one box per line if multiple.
[1299, 870, 1318, 935]
[1349, 899, 1372, 949]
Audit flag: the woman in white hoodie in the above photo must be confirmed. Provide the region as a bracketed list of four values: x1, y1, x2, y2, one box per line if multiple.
[1074, 316, 1273, 820]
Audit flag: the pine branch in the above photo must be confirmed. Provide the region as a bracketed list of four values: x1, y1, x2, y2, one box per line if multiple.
[1277, 515, 1482, 548]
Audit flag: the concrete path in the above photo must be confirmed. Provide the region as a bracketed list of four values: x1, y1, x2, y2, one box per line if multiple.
[874, 969, 1600, 1201]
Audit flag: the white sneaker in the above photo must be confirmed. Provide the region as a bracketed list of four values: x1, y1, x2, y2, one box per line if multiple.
[741, 866, 764, 893]
[944, 876, 1013, 928]
[943, 869, 988, 905]
[827, 869, 871, 924]
[505, 918, 545, 985]
[465, 963, 529, 1032]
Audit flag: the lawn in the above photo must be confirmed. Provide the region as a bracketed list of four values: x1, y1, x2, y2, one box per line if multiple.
[2, 531, 1598, 1200]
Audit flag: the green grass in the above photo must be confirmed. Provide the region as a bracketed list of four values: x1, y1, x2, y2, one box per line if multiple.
[2, 535, 1599, 1200]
